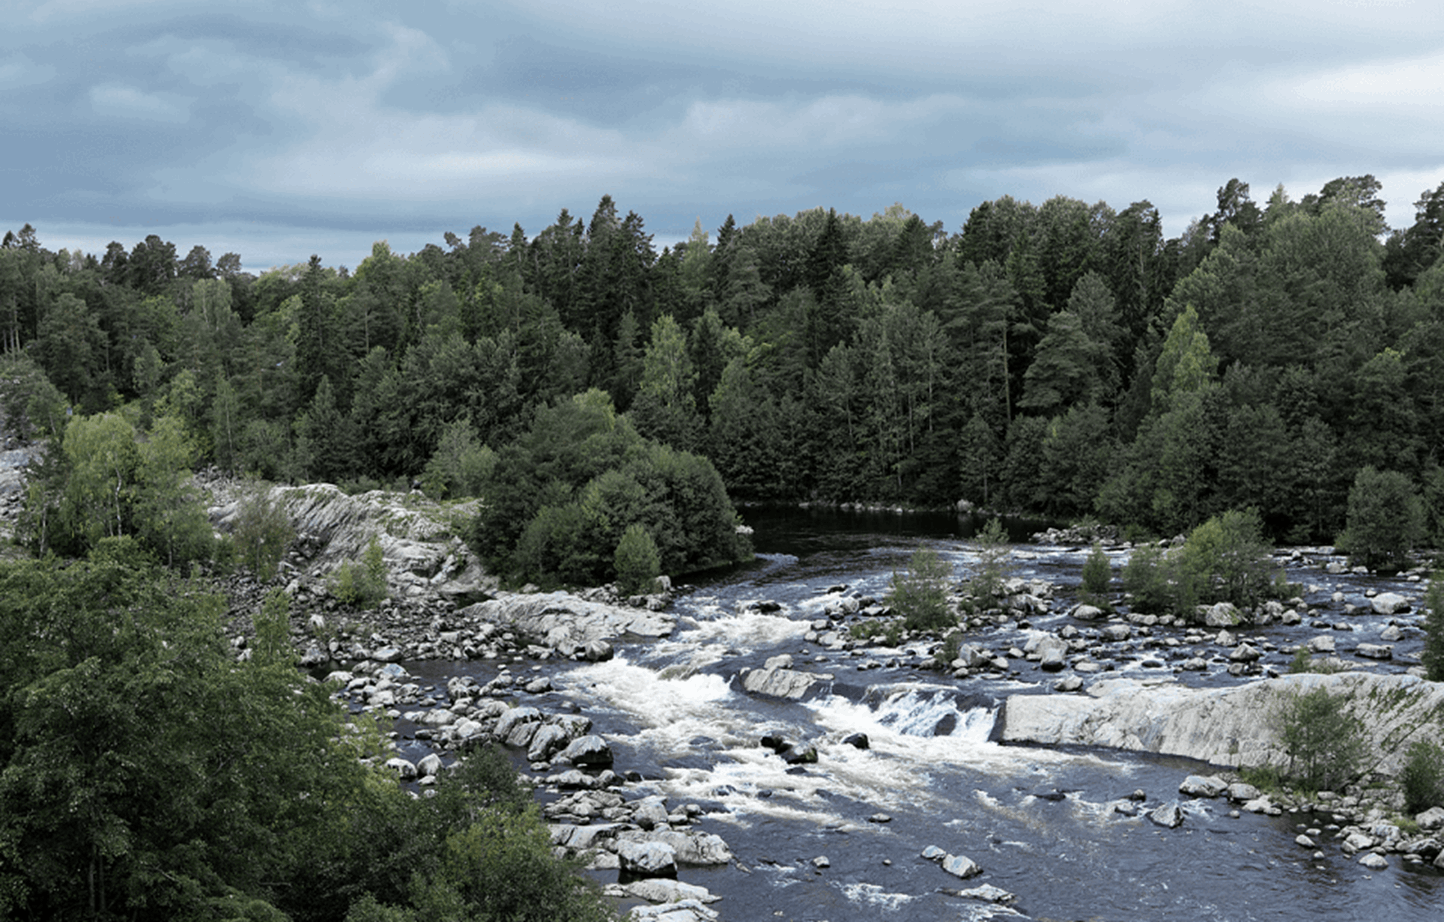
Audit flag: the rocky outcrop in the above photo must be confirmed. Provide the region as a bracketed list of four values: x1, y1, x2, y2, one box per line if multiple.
[207, 479, 495, 605]
[458, 592, 674, 653]
[741, 655, 833, 700]
[998, 673, 1444, 776]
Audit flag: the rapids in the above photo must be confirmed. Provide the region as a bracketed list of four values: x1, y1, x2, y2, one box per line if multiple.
[417, 508, 1444, 920]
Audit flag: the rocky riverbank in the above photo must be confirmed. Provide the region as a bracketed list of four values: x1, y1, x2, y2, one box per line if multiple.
[196, 482, 1444, 919]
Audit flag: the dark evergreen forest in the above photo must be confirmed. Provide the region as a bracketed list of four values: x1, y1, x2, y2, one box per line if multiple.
[6, 174, 1444, 544]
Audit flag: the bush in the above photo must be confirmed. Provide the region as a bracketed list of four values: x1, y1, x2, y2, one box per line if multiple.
[1274, 684, 1366, 792]
[1400, 740, 1444, 814]
[1423, 579, 1444, 682]
[231, 483, 295, 582]
[1174, 508, 1274, 613]
[1080, 541, 1112, 600]
[613, 523, 661, 596]
[849, 618, 903, 646]
[1337, 466, 1425, 571]
[968, 518, 1010, 611]
[888, 546, 954, 632]
[1122, 544, 1172, 612]
[332, 535, 389, 609]
[471, 390, 751, 589]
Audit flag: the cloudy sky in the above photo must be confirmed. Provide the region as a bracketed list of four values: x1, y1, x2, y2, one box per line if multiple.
[4, 0, 1443, 272]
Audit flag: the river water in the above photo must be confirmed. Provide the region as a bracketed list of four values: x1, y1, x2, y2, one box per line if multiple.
[415, 508, 1444, 921]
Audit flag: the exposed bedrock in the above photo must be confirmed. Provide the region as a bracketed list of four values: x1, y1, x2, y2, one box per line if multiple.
[997, 672, 1444, 775]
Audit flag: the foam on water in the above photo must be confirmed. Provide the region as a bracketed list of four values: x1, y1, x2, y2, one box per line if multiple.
[838, 882, 915, 911]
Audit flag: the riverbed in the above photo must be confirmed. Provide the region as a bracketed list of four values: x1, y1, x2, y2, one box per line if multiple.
[401, 508, 1443, 921]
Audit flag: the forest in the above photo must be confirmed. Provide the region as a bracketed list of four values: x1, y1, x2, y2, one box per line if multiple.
[4, 173, 1444, 549]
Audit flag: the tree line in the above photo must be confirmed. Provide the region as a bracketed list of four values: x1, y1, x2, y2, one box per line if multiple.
[5, 172, 1444, 544]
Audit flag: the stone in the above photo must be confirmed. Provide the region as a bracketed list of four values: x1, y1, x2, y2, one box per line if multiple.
[1355, 644, 1393, 660]
[494, 706, 541, 742]
[614, 829, 733, 866]
[1148, 801, 1185, 828]
[633, 799, 671, 831]
[741, 658, 833, 700]
[1380, 625, 1402, 642]
[921, 845, 947, 860]
[1296, 834, 1316, 848]
[951, 884, 1015, 904]
[842, 732, 870, 749]
[1055, 675, 1084, 692]
[385, 757, 417, 780]
[1102, 623, 1132, 642]
[626, 899, 719, 922]
[812, 855, 830, 868]
[1226, 782, 1261, 803]
[1179, 775, 1228, 798]
[1229, 643, 1261, 663]
[1072, 604, 1104, 621]
[1308, 635, 1337, 654]
[941, 853, 982, 879]
[1204, 602, 1243, 627]
[416, 752, 442, 778]
[1371, 593, 1410, 615]
[1035, 635, 1069, 672]
[1359, 852, 1388, 870]
[528, 723, 571, 762]
[1417, 806, 1444, 831]
[617, 840, 678, 879]
[556, 735, 613, 768]
[612, 879, 718, 905]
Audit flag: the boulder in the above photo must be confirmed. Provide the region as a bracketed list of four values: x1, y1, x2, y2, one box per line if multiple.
[1102, 624, 1132, 642]
[614, 829, 733, 866]
[742, 656, 833, 700]
[527, 723, 571, 762]
[611, 879, 718, 905]
[949, 884, 1016, 904]
[617, 840, 678, 879]
[1204, 602, 1242, 627]
[1308, 635, 1337, 654]
[1355, 643, 1393, 660]
[941, 854, 982, 879]
[626, 899, 719, 922]
[1179, 774, 1229, 798]
[459, 592, 675, 654]
[1226, 782, 1261, 803]
[1416, 806, 1444, 831]
[1229, 643, 1261, 663]
[1371, 593, 1411, 615]
[1148, 801, 1185, 828]
[1034, 635, 1069, 672]
[555, 735, 614, 768]
[1072, 604, 1105, 621]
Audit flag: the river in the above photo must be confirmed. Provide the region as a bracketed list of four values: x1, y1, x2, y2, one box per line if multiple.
[409, 508, 1443, 921]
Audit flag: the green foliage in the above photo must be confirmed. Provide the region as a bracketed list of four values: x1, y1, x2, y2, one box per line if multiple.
[849, 618, 904, 645]
[887, 546, 954, 631]
[1120, 510, 1274, 618]
[1400, 740, 1444, 814]
[20, 410, 213, 567]
[1274, 684, 1366, 792]
[1425, 580, 1444, 682]
[331, 535, 389, 609]
[1337, 466, 1425, 571]
[420, 417, 495, 499]
[471, 389, 750, 589]
[1174, 508, 1275, 612]
[968, 518, 1011, 611]
[230, 482, 295, 581]
[613, 523, 661, 596]
[1122, 544, 1173, 612]
[252, 588, 294, 666]
[0, 352, 67, 442]
[1080, 541, 1112, 600]
[1287, 646, 1346, 674]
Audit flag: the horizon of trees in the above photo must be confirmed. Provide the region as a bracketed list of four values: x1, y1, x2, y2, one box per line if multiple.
[5, 171, 1444, 545]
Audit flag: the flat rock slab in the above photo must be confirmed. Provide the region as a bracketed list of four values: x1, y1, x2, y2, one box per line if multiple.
[460, 592, 675, 651]
[997, 673, 1444, 776]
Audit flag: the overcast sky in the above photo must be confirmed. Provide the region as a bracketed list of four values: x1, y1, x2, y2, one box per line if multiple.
[5, 0, 1443, 272]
